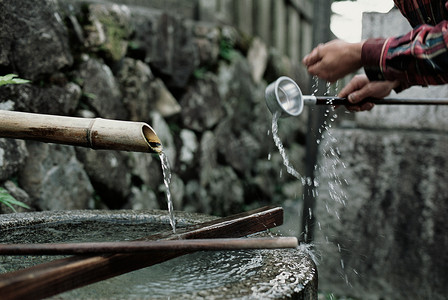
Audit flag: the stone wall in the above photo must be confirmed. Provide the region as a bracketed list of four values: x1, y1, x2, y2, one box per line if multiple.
[102, 0, 314, 66]
[0, 0, 309, 217]
[314, 10, 448, 300]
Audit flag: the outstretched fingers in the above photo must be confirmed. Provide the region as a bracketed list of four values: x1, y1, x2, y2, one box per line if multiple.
[302, 43, 323, 67]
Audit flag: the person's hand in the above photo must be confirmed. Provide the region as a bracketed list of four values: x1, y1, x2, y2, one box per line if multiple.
[302, 40, 364, 82]
[338, 74, 400, 111]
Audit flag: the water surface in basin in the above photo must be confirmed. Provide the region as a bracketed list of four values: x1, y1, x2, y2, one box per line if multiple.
[0, 219, 173, 273]
[58, 249, 263, 299]
[0, 211, 316, 299]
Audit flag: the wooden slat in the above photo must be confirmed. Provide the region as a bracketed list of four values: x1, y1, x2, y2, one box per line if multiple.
[0, 206, 283, 300]
[235, 0, 253, 36]
[287, 8, 300, 62]
[288, 0, 313, 21]
[272, 0, 286, 54]
[253, 0, 271, 43]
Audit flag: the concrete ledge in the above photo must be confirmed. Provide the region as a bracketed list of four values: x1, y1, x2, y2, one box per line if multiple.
[314, 128, 448, 299]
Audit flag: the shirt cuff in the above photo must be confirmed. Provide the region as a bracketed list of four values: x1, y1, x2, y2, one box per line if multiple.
[361, 38, 387, 81]
[361, 38, 409, 93]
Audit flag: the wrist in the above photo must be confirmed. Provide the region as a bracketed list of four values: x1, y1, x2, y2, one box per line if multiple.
[350, 42, 364, 69]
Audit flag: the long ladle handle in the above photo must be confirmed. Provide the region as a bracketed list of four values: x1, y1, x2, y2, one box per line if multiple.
[311, 96, 448, 105]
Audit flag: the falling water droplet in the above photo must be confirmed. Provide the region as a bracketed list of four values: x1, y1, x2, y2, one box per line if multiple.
[312, 76, 319, 95]
[306, 177, 313, 186]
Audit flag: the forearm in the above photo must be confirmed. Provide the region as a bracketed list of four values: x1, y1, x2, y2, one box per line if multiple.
[362, 21, 448, 91]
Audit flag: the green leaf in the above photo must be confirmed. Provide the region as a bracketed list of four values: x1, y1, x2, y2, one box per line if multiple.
[193, 67, 207, 80]
[83, 92, 98, 100]
[219, 39, 236, 62]
[0, 187, 31, 212]
[0, 74, 31, 87]
[3, 197, 31, 209]
[2, 200, 16, 213]
[0, 74, 15, 81]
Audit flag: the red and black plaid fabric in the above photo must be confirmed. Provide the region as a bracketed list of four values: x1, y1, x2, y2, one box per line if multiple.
[362, 0, 448, 91]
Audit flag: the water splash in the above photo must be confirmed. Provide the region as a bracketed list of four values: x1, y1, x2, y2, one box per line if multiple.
[313, 80, 354, 288]
[159, 151, 176, 233]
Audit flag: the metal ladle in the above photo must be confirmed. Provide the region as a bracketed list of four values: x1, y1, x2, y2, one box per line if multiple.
[265, 76, 448, 118]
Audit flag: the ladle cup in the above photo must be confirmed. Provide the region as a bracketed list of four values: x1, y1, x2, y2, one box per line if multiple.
[265, 76, 305, 117]
[265, 76, 448, 118]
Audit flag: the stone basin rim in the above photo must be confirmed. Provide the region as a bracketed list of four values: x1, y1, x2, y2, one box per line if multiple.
[0, 209, 213, 231]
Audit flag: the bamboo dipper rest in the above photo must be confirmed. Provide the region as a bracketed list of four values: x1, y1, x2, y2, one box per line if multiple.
[0, 237, 298, 255]
[0, 110, 162, 153]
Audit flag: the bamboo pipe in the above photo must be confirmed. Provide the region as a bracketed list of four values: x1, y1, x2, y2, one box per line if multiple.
[0, 237, 298, 255]
[0, 110, 162, 153]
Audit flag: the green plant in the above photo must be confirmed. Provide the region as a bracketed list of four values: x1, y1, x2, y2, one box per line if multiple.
[92, 191, 104, 209]
[168, 121, 181, 135]
[0, 74, 31, 212]
[219, 38, 236, 62]
[128, 40, 140, 50]
[0, 74, 30, 87]
[0, 188, 30, 212]
[83, 92, 98, 100]
[193, 67, 208, 80]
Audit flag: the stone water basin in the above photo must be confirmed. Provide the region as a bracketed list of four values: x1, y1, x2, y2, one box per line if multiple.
[0, 210, 317, 299]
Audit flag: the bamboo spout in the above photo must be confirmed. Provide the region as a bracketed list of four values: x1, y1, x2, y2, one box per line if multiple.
[0, 110, 162, 153]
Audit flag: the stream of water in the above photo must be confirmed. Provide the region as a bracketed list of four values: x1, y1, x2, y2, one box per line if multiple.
[159, 151, 176, 233]
[271, 111, 305, 184]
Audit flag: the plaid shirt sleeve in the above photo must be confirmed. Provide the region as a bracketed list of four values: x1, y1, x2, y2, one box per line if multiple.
[361, 1, 448, 92]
